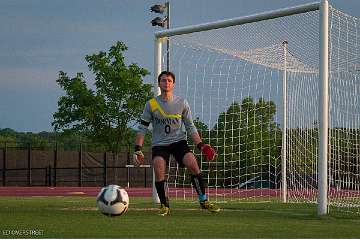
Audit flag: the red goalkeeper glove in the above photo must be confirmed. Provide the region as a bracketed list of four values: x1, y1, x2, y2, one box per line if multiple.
[197, 143, 217, 161]
[133, 145, 144, 166]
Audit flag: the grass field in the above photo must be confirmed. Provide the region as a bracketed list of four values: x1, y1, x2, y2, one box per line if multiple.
[0, 196, 359, 238]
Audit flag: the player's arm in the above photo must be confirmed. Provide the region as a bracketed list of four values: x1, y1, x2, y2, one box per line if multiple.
[183, 100, 216, 161]
[190, 130, 202, 146]
[133, 103, 151, 166]
[135, 132, 145, 147]
[133, 132, 145, 166]
[190, 131, 217, 161]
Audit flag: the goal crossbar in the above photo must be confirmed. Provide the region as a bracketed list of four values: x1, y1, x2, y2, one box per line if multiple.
[155, 2, 320, 39]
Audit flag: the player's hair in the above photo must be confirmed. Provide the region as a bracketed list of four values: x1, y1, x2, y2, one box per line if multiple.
[158, 71, 175, 84]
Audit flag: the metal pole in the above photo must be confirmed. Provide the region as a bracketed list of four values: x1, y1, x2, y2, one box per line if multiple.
[2, 142, 6, 186]
[27, 143, 32, 186]
[153, 37, 162, 204]
[78, 143, 83, 187]
[48, 165, 52, 186]
[103, 152, 107, 186]
[144, 167, 147, 187]
[156, 2, 320, 38]
[54, 142, 58, 187]
[318, 0, 329, 216]
[166, 1, 170, 71]
[127, 165, 130, 188]
[282, 41, 288, 203]
[155, 37, 162, 95]
[126, 145, 130, 188]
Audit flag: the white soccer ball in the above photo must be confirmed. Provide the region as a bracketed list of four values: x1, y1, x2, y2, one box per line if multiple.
[96, 185, 129, 216]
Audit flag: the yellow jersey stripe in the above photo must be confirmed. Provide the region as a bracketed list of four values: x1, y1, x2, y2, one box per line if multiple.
[149, 98, 181, 119]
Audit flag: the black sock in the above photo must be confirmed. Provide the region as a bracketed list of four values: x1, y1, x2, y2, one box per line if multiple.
[155, 180, 169, 207]
[191, 174, 208, 201]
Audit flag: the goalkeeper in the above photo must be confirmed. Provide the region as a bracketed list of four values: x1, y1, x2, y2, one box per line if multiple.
[133, 71, 220, 216]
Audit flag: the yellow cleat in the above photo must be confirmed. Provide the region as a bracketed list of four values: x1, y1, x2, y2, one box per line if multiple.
[200, 200, 220, 213]
[159, 204, 170, 216]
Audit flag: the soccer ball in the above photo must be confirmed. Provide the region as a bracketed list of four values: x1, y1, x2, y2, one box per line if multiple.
[96, 185, 129, 216]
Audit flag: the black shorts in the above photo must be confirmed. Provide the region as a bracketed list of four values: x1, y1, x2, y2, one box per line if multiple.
[152, 140, 191, 168]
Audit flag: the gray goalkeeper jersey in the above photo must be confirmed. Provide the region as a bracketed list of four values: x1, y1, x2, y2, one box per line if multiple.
[137, 95, 198, 146]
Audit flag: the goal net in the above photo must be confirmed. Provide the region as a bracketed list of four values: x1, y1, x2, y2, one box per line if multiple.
[156, 3, 360, 213]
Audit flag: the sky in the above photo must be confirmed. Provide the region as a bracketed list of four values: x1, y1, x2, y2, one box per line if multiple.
[0, 0, 358, 133]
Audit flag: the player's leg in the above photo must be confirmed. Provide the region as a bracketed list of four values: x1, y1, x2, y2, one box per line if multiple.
[172, 141, 220, 213]
[153, 156, 168, 205]
[152, 146, 171, 216]
[182, 152, 206, 198]
[182, 152, 220, 212]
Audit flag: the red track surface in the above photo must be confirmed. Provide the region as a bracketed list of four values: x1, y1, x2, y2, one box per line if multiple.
[0, 187, 281, 197]
[0, 187, 152, 197]
[1, 187, 358, 198]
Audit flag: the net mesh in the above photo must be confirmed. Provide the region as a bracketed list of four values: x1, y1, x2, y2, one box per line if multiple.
[159, 6, 360, 213]
[328, 7, 360, 212]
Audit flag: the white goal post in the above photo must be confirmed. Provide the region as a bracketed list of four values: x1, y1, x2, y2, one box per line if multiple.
[153, 0, 360, 216]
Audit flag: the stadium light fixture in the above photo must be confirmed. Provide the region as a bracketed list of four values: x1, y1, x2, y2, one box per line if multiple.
[151, 16, 168, 27]
[150, 3, 168, 28]
[150, 4, 167, 14]
[150, 2, 170, 71]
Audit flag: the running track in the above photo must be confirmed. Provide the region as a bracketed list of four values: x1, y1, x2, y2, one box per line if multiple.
[0, 187, 358, 198]
[0, 187, 152, 197]
[0, 187, 280, 197]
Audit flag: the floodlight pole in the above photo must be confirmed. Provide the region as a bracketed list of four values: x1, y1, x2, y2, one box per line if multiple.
[318, 0, 329, 216]
[166, 1, 170, 71]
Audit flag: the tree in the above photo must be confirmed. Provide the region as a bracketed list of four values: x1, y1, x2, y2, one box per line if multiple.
[204, 97, 281, 187]
[0, 128, 53, 148]
[0, 128, 17, 147]
[52, 41, 153, 154]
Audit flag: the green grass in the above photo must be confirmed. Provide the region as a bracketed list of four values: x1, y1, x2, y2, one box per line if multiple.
[0, 196, 359, 238]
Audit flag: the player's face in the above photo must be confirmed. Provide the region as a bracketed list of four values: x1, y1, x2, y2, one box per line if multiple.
[159, 75, 175, 92]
